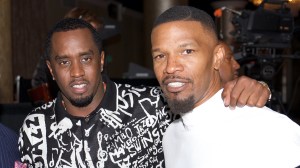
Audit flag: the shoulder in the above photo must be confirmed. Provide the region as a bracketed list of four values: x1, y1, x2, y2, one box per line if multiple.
[238, 106, 293, 122]
[0, 123, 20, 168]
[116, 83, 162, 94]
[0, 123, 18, 139]
[21, 99, 56, 130]
[234, 106, 300, 136]
[115, 83, 165, 101]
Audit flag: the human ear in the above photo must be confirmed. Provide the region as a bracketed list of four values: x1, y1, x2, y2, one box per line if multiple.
[213, 44, 225, 70]
[100, 51, 105, 72]
[46, 60, 55, 80]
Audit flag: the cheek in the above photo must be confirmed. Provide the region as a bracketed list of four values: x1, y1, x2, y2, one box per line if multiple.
[153, 64, 164, 79]
[51, 65, 71, 85]
[54, 68, 68, 79]
[220, 66, 232, 79]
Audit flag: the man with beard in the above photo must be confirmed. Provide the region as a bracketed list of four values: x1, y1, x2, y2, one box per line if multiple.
[151, 6, 300, 168]
[19, 18, 271, 167]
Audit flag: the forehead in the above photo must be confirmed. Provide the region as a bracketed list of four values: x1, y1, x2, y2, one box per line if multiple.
[151, 20, 217, 50]
[52, 28, 95, 44]
[50, 28, 98, 57]
[52, 28, 96, 47]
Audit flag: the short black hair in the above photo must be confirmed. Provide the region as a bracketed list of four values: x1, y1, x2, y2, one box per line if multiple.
[153, 6, 217, 38]
[44, 18, 102, 60]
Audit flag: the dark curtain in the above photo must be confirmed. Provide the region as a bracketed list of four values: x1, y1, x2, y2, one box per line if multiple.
[11, 0, 48, 79]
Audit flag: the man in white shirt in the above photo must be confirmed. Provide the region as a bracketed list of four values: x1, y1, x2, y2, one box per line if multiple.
[151, 5, 300, 168]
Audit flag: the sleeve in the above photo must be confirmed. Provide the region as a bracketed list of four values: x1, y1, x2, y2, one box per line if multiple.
[18, 112, 49, 167]
[18, 117, 34, 166]
[272, 115, 300, 167]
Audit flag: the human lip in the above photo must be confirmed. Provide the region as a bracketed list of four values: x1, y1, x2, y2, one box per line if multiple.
[168, 82, 185, 87]
[163, 78, 189, 93]
[70, 81, 88, 94]
[73, 83, 86, 88]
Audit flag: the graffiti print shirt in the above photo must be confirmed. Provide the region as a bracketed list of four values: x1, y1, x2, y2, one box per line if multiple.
[18, 78, 173, 168]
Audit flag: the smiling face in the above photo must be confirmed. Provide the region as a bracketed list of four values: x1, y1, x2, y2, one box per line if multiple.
[219, 42, 240, 85]
[47, 28, 104, 111]
[151, 20, 223, 114]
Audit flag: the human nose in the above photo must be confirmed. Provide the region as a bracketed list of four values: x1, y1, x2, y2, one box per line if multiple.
[70, 60, 84, 78]
[233, 59, 240, 70]
[164, 55, 183, 74]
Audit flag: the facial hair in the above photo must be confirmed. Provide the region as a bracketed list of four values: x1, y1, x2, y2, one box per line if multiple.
[69, 94, 94, 107]
[166, 94, 195, 115]
[162, 75, 194, 114]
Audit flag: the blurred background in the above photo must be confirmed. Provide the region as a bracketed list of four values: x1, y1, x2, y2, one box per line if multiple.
[1, 0, 300, 131]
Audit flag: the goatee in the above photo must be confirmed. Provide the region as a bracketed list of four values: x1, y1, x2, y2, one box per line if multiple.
[167, 95, 195, 115]
[69, 94, 94, 107]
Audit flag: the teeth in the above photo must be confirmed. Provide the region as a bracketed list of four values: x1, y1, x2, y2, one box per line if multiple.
[73, 84, 86, 88]
[168, 82, 184, 87]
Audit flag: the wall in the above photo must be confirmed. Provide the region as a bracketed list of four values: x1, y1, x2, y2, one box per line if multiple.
[11, 0, 145, 82]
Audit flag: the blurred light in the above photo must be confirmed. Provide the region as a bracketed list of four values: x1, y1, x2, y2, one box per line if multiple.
[249, 0, 300, 16]
[250, 0, 300, 6]
[214, 8, 223, 17]
[288, 0, 300, 3]
[250, 0, 263, 6]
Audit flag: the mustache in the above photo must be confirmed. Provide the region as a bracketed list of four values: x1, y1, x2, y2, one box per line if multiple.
[162, 75, 192, 84]
[69, 78, 88, 85]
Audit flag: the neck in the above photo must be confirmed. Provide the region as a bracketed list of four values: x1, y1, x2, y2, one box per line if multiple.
[194, 74, 222, 109]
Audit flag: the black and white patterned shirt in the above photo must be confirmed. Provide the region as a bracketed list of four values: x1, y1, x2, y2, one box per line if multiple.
[19, 78, 173, 168]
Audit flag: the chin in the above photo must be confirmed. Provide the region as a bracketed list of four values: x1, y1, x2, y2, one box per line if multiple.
[167, 95, 195, 115]
[69, 94, 94, 107]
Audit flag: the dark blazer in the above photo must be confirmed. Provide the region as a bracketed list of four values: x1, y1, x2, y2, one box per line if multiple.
[0, 123, 20, 168]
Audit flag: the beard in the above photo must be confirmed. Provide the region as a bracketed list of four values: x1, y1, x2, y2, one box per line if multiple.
[166, 94, 195, 115]
[69, 94, 94, 107]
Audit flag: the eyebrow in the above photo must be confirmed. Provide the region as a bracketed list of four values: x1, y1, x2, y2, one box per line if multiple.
[54, 55, 68, 61]
[152, 48, 161, 53]
[54, 49, 95, 60]
[152, 42, 195, 52]
[179, 43, 194, 48]
[78, 50, 94, 57]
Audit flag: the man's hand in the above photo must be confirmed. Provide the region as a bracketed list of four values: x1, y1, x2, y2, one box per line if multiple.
[222, 76, 271, 108]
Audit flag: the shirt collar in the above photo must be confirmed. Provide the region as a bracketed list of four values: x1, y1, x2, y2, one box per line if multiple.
[54, 76, 117, 123]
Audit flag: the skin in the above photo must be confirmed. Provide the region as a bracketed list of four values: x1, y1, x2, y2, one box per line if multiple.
[47, 28, 105, 117]
[151, 20, 271, 110]
[219, 41, 240, 85]
[219, 43, 270, 108]
[219, 42, 271, 107]
[222, 76, 269, 107]
[151, 20, 224, 110]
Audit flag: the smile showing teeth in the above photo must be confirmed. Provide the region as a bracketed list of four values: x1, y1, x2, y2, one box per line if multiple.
[168, 82, 184, 87]
[72, 84, 86, 89]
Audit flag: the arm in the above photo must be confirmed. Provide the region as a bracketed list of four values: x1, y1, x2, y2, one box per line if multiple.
[18, 120, 34, 166]
[222, 75, 271, 108]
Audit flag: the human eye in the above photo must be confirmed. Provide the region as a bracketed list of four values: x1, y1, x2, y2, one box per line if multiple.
[182, 49, 194, 55]
[231, 56, 236, 61]
[153, 53, 165, 61]
[81, 56, 92, 63]
[81, 53, 93, 63]
[58, 59, 70, 66]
